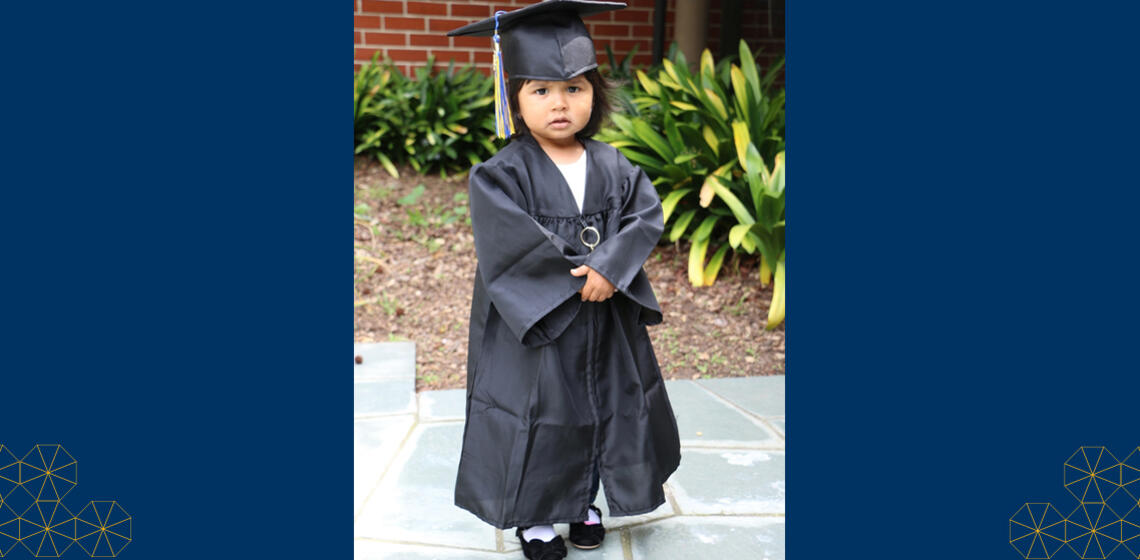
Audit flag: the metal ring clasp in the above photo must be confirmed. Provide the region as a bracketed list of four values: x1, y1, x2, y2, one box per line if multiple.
[579, 226, 600, 252]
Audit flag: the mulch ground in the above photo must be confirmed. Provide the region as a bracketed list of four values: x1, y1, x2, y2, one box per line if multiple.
[354, 156, 784, 392]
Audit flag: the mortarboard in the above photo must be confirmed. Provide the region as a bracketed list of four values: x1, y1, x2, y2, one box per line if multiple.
[447, 0, 627, 139]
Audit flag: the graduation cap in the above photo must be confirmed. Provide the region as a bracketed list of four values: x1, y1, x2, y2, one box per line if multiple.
[447, 0, 627, 139]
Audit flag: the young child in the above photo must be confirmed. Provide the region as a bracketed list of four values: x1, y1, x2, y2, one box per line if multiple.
[448, 2, 681, 558]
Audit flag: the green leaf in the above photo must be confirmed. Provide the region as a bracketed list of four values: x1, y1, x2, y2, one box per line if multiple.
[688, 236, 709, 286]
[769, 151, 785, 194]
[662, 58, 681, 85]
[728, 224, 752, 249]
[732, 120, 752, 172]
[664, 110, 685, 156]
[610, 112, 636, 136]
[703, 244, 730, 286]
[396, 184, 425, 206]
[633, 119, 675, 162]
[707, 175, 755, 225]
[730, 64, 751, 125]
[673, 153, 700, 165]
[377, 153, 399, 179]
[619, 148, 668, 176]
[700, 49, 716, 82]
[740, 231, 757, 252]
[660, 188, 693, 223]
[669, 209, 697, 242]
[739, 40, 763, 101]
[636, 70, 661, 97]
[693, 215, 719, 242]
[702, 125, 719, 158]
[702, 88, 729, 121]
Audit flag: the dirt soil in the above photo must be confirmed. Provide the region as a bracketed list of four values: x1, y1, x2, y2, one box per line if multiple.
[354, 157, 784, 392]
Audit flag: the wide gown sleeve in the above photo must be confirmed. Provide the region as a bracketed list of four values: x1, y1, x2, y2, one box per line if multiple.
[583, 165, 664, 297]
[468, 162, 587, 347]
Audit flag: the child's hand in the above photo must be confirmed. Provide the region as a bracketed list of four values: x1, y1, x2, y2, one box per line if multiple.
[570, 265, 616, 302]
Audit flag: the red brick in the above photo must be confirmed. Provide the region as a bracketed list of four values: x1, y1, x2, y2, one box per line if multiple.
[454, 35, 489, 48]
[365, 31, 406, 45]
[361, 0, 403, 12]
[355, 47, 382, 61]
[613, 39, 648, 52]
[613, 9, 650, 23]
[631, 24, 654, 38]
[384, 16, 425, 30]
[451, 3, 490, 17]
[355, 31, 362, 44]
[410, 33, 450, 47]
[429, 18, 470, 32]
[473, 51, 493, 64]
[388, 48, 429, 62]
[354, 15, 380, 28]
[431, 49, 473, 63]
[407, 1, 446, 15]
[593, 24, 630, 37]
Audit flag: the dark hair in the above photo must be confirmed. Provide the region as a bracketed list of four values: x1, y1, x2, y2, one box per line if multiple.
[506, 68, 616, 140]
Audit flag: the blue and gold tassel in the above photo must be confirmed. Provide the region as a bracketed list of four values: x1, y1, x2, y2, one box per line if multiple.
[492, 11, 514, 139]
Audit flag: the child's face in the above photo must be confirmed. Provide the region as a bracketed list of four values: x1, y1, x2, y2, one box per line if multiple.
[517, 75, 593, 145]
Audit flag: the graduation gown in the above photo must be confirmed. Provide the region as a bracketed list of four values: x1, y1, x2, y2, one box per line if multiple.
[454, 133, 681, 529]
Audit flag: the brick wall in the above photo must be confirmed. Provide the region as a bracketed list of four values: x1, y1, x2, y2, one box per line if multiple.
[354, 0, 784, 81]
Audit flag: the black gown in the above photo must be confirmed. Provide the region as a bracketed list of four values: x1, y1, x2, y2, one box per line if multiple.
[454, 133, 682, 529]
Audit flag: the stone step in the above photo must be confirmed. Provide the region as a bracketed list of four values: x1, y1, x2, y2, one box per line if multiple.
[352, 341, 786, 559]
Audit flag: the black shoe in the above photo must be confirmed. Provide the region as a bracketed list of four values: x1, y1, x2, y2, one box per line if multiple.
[515, 527, 568, 560]
[568, 505, 606, 549]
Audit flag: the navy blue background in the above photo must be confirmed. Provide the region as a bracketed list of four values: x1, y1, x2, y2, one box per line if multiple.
[0, 2, 342, 557]
[0, 0, 1136, 558]
[793, 0, 1140, 558]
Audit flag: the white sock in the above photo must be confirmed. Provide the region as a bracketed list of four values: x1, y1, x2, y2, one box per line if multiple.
[586, 507, 601, 525]
[522, 525, 557, 542]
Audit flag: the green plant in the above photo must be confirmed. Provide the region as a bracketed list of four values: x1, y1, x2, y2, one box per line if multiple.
[602, 43, 640, 83]
[597, 40, 785, 328]
[354, 53, 501, 178]
[378, 294, 398, 317]
[354, 53, 409, 178]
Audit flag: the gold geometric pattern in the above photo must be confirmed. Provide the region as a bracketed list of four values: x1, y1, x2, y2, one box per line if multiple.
[0, 444, 130, 557]
[1066, 448, 1123, 504]
[1010, 503, 1066, 558]
[1012, 447, 1140, 559]
[72, 502, 130, 558]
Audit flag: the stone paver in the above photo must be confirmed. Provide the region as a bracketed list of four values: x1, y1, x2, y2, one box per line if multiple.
[667, 448, 785, 514]
[629, 516, 785, 560]
[418, 388, 466, 422]
[355, 540, 506, 559]
[355, 377, 417, 417]
[356, 423, 500, 551]
[769, 417, 785, 437]
[353, 343, 785, 559]
[354, 415, 415, 516]
[354, 341, 415, 380]
[696, 376, 784, 416]
[664, 380, 782, 448]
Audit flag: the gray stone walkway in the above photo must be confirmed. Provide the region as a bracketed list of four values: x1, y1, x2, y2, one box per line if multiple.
[354, 342, 785, 560]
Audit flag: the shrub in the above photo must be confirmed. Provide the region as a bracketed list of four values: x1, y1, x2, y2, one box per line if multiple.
[354, 53, 499, 178]
[597, 40, 785, 328]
